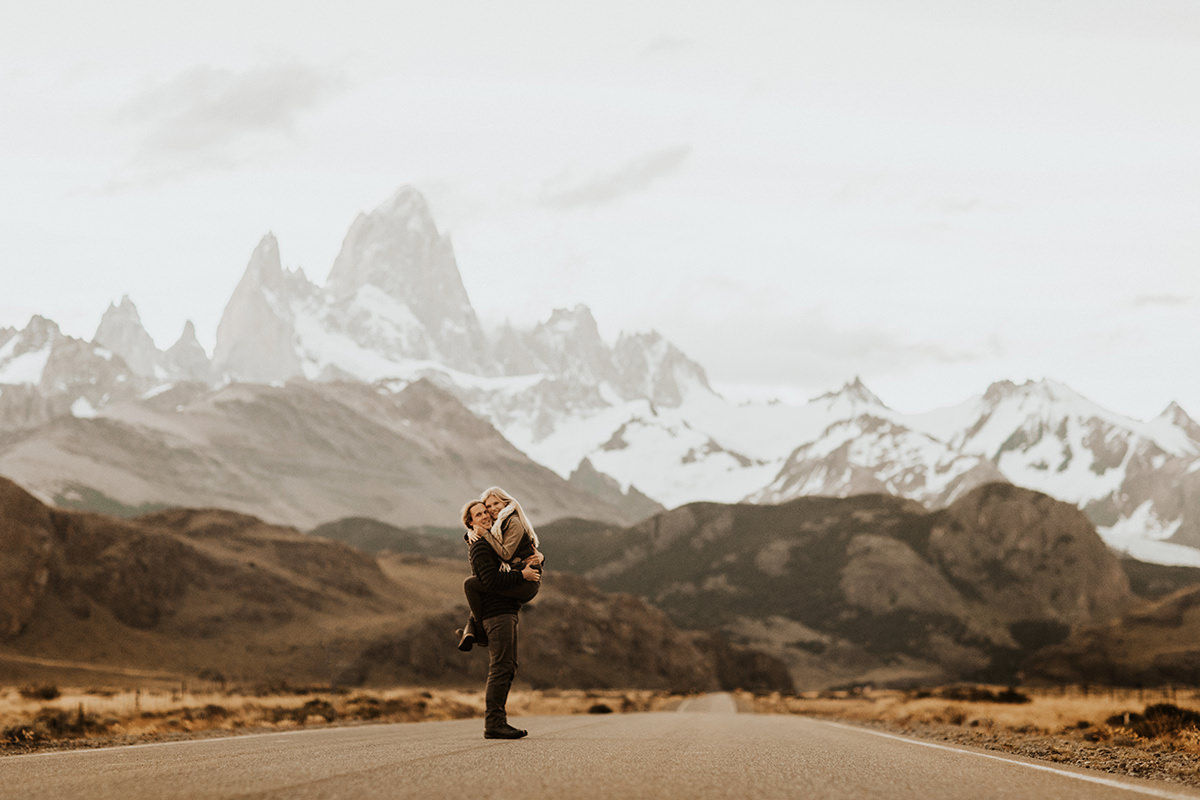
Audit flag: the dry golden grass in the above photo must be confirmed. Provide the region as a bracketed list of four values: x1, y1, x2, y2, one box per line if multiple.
[12, 678, 1200, 785]
[744, 685, 1200, 759]
[0, 684, 685, 752]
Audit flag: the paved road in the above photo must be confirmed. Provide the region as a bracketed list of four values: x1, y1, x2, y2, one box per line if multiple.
[3, 694, 1199, 800]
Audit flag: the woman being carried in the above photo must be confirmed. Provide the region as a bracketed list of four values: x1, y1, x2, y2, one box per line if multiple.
[457, 486, 544, 651]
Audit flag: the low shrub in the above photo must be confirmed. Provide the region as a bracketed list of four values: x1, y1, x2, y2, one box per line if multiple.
[994, 688, 1032, 705]
[932, 686, 1030, 704]
[345, 695, 426, 721]
[18, 685, 60, 701]
[1107, 703, 1200, 739]
[2, 706, 109, 747]
[266, 699, 338, 725]
[183, 705, 229, 722]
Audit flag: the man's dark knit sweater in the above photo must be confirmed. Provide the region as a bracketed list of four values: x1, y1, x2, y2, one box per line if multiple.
[469, 536, 527, 619]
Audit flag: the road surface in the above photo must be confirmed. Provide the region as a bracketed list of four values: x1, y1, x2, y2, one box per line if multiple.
[3, 693, 1198, 799]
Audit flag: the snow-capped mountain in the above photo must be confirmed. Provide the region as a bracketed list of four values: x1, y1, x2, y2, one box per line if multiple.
[94, 296, 211, 383]
[93, 296, 159, 377]
[903, 379, 1200, 564]
[0, 315, 142, 428]
[4, 185, 1200, 567]
[212, 187, 488, 383]
[211, 233, 316, 383]
[325, 188, 486, 371]
[484, 375, 990, 511]
[750, 414, 1006, 509]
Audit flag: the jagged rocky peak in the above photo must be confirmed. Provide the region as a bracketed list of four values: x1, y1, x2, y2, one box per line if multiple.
[1160, 400, 1200, 427]
[543, 304, 603, 340]
[0, 314, 144, 428]
[612, 330, 713, 407]
[174, 320, 200, 347]
[323, 187, 486, 371]
[982, 379, 1019, 403]
[14, 315, 63, 351]
[841, 376, 884, 404]
[93, 295, 160, 377]
[243, 232, 285, 286]
[983, 377, 1086, 408]
[0, 318, 60, 389]
[162, 321, 212, 383]
[536, 305, 607, 354]
[810, 376, 886, 411]
[326, 186, 463, 302]
[1159, 400, 1200, 449]
[238, 233, 315, 293]
[212, 234, 306, 384]
[530, 305, 615, 379]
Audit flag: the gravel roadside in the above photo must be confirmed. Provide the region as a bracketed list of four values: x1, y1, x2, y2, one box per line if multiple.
[849, 718, 1200, 790]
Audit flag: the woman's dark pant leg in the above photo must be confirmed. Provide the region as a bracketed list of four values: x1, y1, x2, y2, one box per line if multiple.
[482, 613, 519, 731]
[463, 576, 486, 623]
[496, 580, 539, 604]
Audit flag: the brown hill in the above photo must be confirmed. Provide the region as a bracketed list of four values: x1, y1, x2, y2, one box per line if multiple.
[0, 478, 786, 693]
[348, 572, 790, 693]
[1023, 584, 1200, 686]
[541, 483, 1136, 689]
[1119, 558, 1200, 600]
[308, 517, 463, 559]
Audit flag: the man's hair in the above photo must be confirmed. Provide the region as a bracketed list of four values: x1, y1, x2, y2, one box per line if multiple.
[461, 499, 485, 530]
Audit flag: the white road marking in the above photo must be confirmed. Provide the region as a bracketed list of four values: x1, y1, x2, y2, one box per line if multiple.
[815, 719, 1200, 800]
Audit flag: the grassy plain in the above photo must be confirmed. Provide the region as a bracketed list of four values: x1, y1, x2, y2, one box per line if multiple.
[752, 684, 1200, 785]
[0, 683, 681, 753]
[7, 681, 1200, 788]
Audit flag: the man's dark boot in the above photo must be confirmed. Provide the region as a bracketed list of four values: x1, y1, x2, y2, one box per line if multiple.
[456, 617, 488, 651]
[484, 724, 528, 739]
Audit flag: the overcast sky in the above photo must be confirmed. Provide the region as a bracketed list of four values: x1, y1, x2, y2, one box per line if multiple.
[2, 0, 1198, 418]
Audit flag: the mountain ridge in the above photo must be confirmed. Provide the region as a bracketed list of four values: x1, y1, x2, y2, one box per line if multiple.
[3, 186, 1200, 563]
[539, 483, 1138, 689]
[0, 378, 658, 529]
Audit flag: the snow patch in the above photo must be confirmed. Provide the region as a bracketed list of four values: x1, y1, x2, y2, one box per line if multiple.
[70, 397, 98, 418]
[0, 346, 52, 385]
[141, 383, 176, 400]
[1099, 502, 1200, 566]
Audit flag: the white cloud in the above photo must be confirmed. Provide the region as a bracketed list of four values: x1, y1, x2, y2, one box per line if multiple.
[1132, 294, 1193, 308]
[540, 146, 693, 209]
[111, 62, 345, 185]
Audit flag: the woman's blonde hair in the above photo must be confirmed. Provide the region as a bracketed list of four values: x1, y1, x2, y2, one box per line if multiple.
[480, 486, 540, 548]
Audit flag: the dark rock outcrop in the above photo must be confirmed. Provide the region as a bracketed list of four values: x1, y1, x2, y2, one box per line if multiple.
[544, 483, 1137, 689]
[344, 573, 792, 693]
[1023, 585, 1200, 686]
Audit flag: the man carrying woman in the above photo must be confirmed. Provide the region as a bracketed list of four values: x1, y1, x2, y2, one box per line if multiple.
[459, 487, 544, 740]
